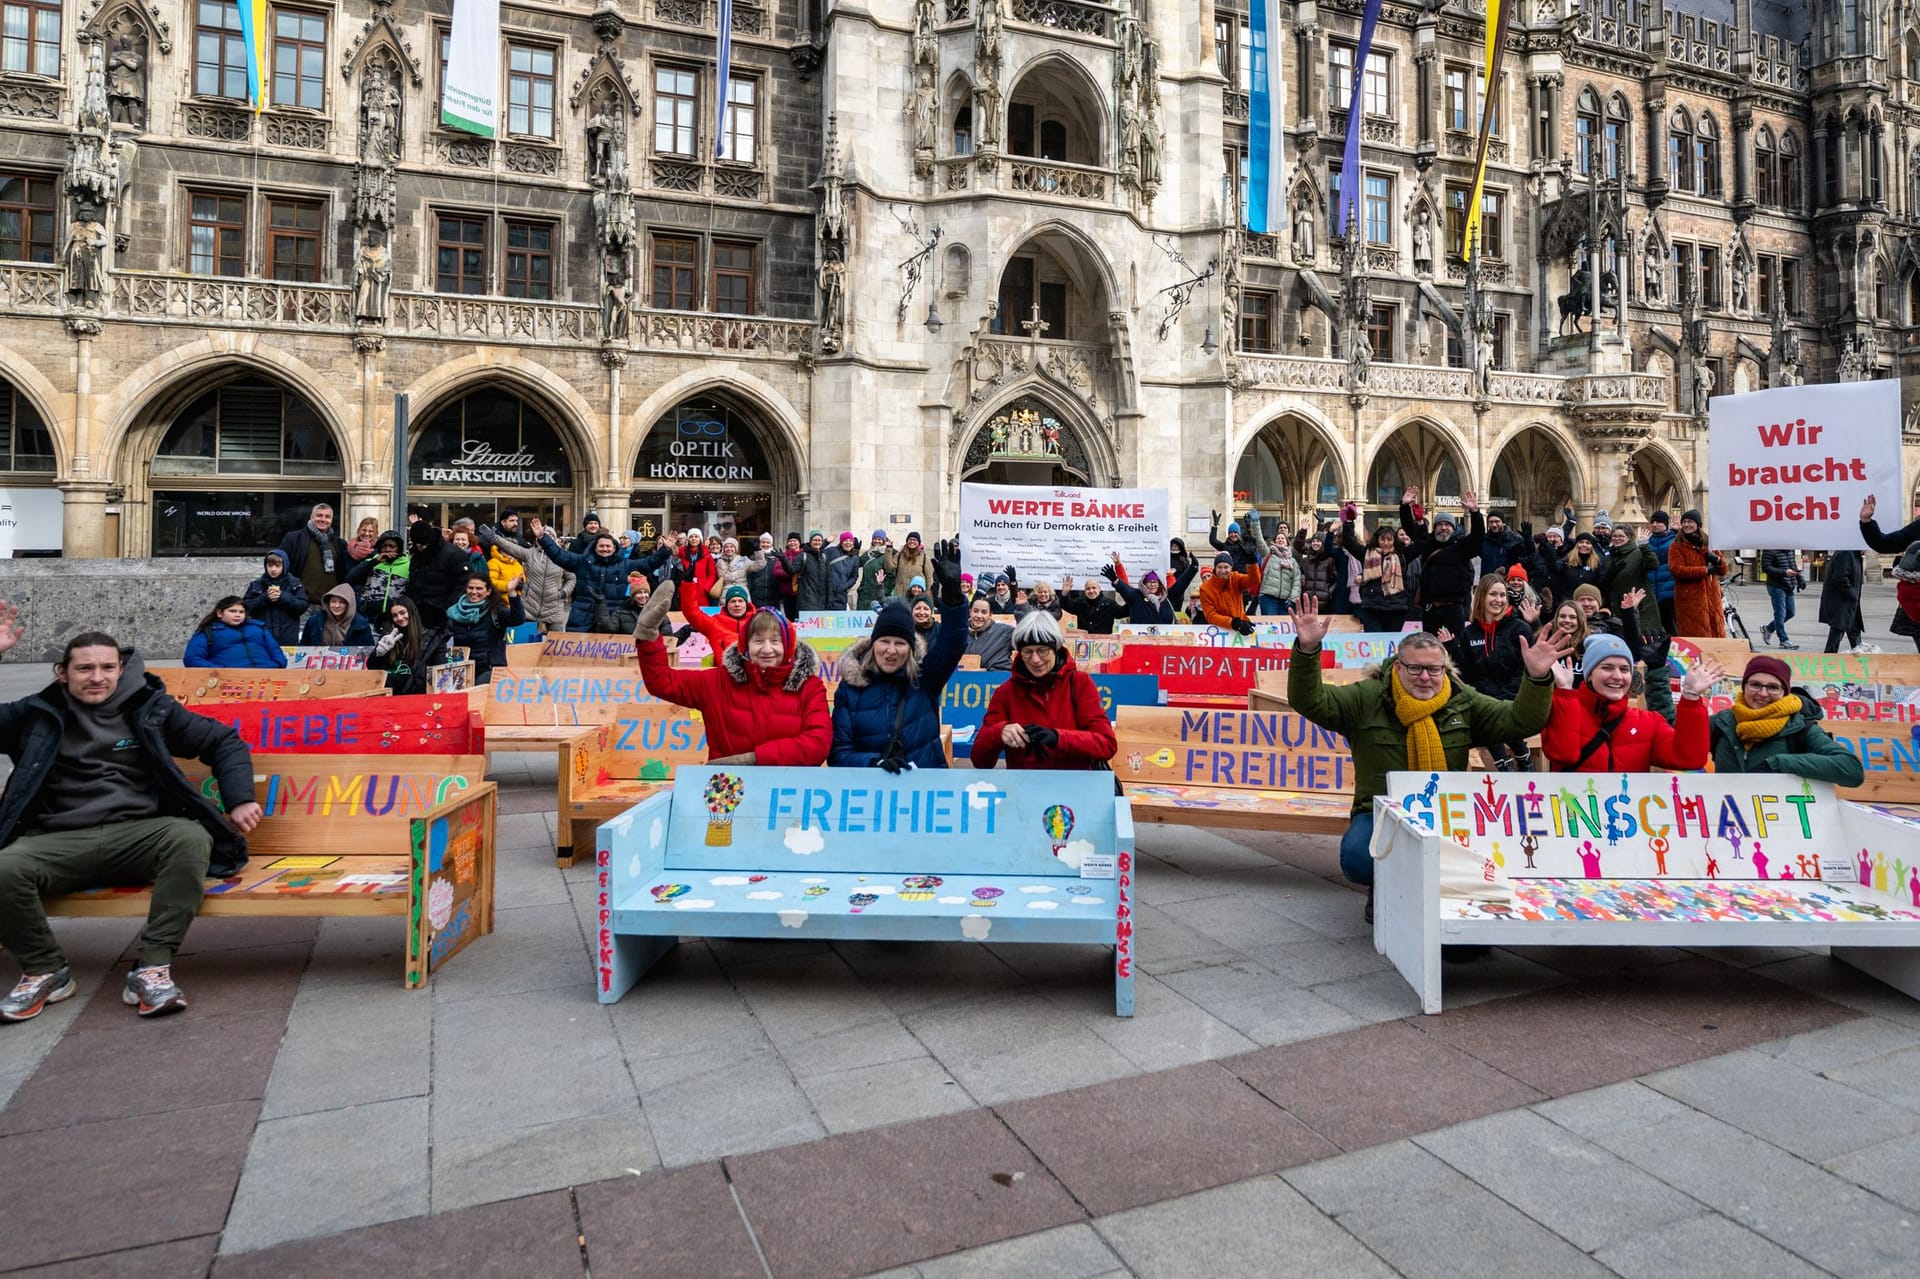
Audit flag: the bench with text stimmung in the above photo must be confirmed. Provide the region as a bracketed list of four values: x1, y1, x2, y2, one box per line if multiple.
[594, 767, 1138, 1014]
[1110, 706, 1355, 833]
[46, 752, 497, 988]
[1371, 771, 1920, 1014]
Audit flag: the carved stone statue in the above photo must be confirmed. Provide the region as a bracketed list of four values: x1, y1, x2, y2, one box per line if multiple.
[359, 67, 400, 170]
[353, 226, 392, 322]
[1412, 206, 1434, 273]
[64, 206, 107, 304]
[1347, 327, 1372, 386]
[1837, 335, 1862, 381]
[106, 28, 147, 129]
[912, 0, 937, 67]
[592, 180, 634, 254]
[586, 100, 624, 182]
[975, 79, 1003, 152]
[602, 253, 632, 341]
[1293, 195, 1316, 261]
[818, 255, 846, 354]
[1730, 251, 1751, 315]
[910, 66, 937, 157]
[1643, 238, 1663, 301]
[1138, 119, 1161, 193]
[1691, 357, 1715, 409]
[976, 0, 1003, 67]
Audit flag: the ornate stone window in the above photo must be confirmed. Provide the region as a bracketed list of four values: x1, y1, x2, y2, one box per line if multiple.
[1754, 125, 1776, 205]
[503, 219, 554, 299]
[507, 42, 557, 139]
[266, 197, 322, 281]
[653, 64, 698, 156]
[1575, 88, 1600, 175]
[187, 191, 246, 276]
[1695, 112, 1721, 198]
[434, 213, 488, 294]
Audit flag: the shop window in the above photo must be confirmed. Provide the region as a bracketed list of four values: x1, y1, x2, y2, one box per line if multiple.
[154, 377, 340, 478]
[634, 397, 773, 486]
[410, 388, 574, 489]
[0, 376, 55, 471]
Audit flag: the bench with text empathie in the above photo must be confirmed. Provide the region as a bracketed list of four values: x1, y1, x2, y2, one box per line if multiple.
[1105, 643, 1335, 708]
[480, 666, 668, 757]
[1370, 771, 1920, 1014]
[555, 706, 710, 865]
[1110, 705, 1355, 833]
[45, 754, 497, 988]
[593, 767, 1139, 1014]
[159, 668, 391, 703]
[189, 693, 485, 753]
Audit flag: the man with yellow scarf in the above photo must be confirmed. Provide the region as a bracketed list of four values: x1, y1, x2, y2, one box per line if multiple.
[1289, 595, 1572, 925]
[1707, 655, 1865, 786]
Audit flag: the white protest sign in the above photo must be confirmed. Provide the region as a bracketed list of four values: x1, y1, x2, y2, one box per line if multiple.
[1708, 380, 1901, 550]
[0, 487, 62, 554]
[440, 0, 501, 138]
[960, 482, 1168, 585]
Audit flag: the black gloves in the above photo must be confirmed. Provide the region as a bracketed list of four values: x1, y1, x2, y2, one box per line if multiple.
[1003, 565, 1018, 587]
[1209, 509, 1221, 529]
[1231, 617, 1256, 636]
[931, 538, 965, 606]
[877, 753, 907, 774]
[672, 623, 694, 643]
[1099, 564, 1117, 583]
[668, 558, 691, 584]
[1023, 725, 1059, 753]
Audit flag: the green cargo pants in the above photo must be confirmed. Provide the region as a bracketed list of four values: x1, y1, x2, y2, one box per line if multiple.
[0, 816, 212, 973]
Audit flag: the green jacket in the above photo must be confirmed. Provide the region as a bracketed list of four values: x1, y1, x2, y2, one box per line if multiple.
[1600, 539, 1664, 636]
[856, 550, 890, 610]
[1289, 644, 1554, 814]
[1707, 692, 1865, 787]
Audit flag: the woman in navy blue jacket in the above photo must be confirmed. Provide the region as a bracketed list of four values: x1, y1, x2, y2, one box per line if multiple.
[830, 543, 968, 770]
[184, 596, 288, 668]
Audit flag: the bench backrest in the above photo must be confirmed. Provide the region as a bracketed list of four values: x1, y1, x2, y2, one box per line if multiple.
[1104, 644, 1334, 698]
[566, 707, 710, 785]
[483, 667, 667, 727]
[652, 765, 1121, 877]
[1822, 721, 1920, 802]
[179, 753, 487, 855]
[191, 694, 484, 754]
[160, 668, 390, 702]
[1112, 706, 1354, 794]
[283, 646, 375, 670]
[506, 635, 639, 667]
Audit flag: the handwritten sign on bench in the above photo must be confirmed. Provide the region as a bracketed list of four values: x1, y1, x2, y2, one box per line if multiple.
[941, 672, 1159, 745]
[1115, 616, 1365, 644]
[484, 668, 666, 727]
[191, 694, 483, 754]
[1823, 721, 1920, 802]
[1112, 706, 1354, 792]
[505, 634, 638, 668]
[181, 754, 484, 850]
[159, 668, 390, 702]
[284, 646, 374, 669]
[1105, 644, 1333, 698]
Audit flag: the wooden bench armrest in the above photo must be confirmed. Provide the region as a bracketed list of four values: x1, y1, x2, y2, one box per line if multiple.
[405, 781, 498, 988]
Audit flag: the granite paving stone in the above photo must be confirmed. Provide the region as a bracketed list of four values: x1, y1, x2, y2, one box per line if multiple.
[0, 1101, 259, 1271]
[1155, 960, 1365, 1045]
[259, 979, 432, 1120]
[1042, 971, 1260, 1073]
[1333, 1175, 1612, 1279]
[221, 1096, 430, 1254]
[777, 1015, 932, 1079]
[1227, 1020, 1545, 1151]
[576, 1162, 767, 1279]
[828, 939, 1027, 1013]
[431, 1105, 659, 1212]
[727, 1108, 1084, 1279]
[1593, 1212, 1832, 1279]
[1644, 1048, 1920, 1162]
[1242, 936, 1394, 988]
[797, 1053, 977, 1135]
[901, 988, 1140, 1106]
[1155, 891, 1323, 951]
[1412, 1107, 1703, 1252]
[1281, 1140, 1473, 1218]
[1412, 987, 1718, 1096]
[1132, 826, 1283, 876]
[1579, 956, 1858, 1049]
[429, 987, 633, 1143]
[727, 946, 902, 1049]
[9, 1235, 221, 1278]
[210, 1188, 583, 1278]
[428, 901, 591, 1004]
[169, 915, 322, 955]
[1122, 901, 1246, 976]
[1827, 1128, 1920, 1213]
[0, 918, 138, 1112]
[903, 1223, 1126, 1279]
[1823, 1042, 1920, 1113]
[641, 1046, 826, 1166]
[1754, 1016, 1920, 1075]
[1756, 954, 1920, 1029]
[996, 1062, 1337, 1215]
[1096, 1175, 1396, 1279]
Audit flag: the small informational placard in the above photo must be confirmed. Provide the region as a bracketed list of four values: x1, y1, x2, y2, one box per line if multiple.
[1707, 380, 1901, 550]
[1079, 852, 1117, 880]
[960, 482, 1169, 584]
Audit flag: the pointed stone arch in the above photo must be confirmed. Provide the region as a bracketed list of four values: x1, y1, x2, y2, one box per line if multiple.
[80, 1, 170, 53]
[568, 49, 640, 112]
[400, 353, 606, 484]
[340, 11, 423, 87]
[1006, 50, 1111, 161]
[0, 342, 75, 475]
[624, 367, 810, 500]
[1230, 404, 1351, 518]
[1362, 413, 1474, 512]
[1487, 422, 1588, 528]
[952, 384, 1121, 488]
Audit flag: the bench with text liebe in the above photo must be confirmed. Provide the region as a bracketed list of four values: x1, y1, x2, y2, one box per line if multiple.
[594, 767, 1139, 1014]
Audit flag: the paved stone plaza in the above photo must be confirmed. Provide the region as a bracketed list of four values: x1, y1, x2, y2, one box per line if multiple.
[2, 581, 1918, 1277]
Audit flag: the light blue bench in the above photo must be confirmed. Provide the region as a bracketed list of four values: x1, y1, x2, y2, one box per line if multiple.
[592, 766, 1138, 1014]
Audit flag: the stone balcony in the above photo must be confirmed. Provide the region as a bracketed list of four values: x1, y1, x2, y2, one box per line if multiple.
[1230, 353, 1636, 407]
[1006, 157, 1111, 202]
[942, 0, 1118, 39]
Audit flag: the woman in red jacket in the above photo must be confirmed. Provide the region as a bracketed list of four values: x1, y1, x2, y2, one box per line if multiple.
[970, 611, 1118, 770]
[687, 584, 755, 655]
[671, 529, 720, 620]
[1541, 633, 1721, 772]
[631, 571, 830, 765]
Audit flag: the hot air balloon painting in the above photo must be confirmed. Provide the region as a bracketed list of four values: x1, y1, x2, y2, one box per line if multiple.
[1042, 804, 1075, 855]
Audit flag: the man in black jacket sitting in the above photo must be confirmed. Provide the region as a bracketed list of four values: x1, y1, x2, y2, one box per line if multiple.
[0, 608, 261, 1021]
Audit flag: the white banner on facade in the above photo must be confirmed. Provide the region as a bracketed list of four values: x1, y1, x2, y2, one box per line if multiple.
[0, 487, 62, 555]
[441, 0, 500, 138]
[1708, 380, 1901, 550]
[960, 482, 1169, 586]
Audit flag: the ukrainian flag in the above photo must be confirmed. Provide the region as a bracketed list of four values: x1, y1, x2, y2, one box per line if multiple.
[236, 0, 269, 111]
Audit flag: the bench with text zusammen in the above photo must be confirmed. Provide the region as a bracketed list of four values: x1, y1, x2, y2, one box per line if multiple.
[44, 754, 497, 988]
[593, 767, 1139, 1014]
[1371, 771, 1920, 1013]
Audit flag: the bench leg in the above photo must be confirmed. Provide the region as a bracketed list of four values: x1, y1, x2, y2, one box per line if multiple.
[1114, 948, 1135, 1018]
[597, 933, 677, 1004]
[1832, 946, 1920, 1005]
[1372, 805, 1443, 1015]
[556, 818, 578, 870]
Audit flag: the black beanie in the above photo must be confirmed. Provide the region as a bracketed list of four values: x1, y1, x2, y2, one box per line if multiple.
[1681, 508, 1703, 526]
[1649, 509, 1670, 526]
[408, 522, 438, 547]
[870, 600, 916, 646]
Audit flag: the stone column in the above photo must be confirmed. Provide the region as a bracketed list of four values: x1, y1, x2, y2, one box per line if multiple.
[57, 480, 115, 558]
[1545, 76, 1563, 162]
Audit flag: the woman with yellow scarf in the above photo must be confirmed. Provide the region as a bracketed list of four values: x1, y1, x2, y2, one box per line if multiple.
[1707, 655, 1865, 785]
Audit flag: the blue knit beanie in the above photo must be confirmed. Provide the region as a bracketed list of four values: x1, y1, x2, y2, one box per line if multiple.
[1582, 633, 1633, 672]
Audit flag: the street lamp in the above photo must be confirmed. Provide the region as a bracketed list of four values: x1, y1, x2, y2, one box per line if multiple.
[1201, 326, 1218, 355]
[926, 301, 942, 334]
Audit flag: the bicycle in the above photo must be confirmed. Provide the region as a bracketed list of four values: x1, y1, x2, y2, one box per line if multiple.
[1720, 562, 1750, 642]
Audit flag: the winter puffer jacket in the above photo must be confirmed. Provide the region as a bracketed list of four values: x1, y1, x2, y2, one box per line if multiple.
[487, 546, 525, 599]
[687, 601, 756, 657]
[369, 627, 453, 696]
[299, 583, 377, 647]
[714, 549, 769, 592]
[540, 533, 637, 632]
[443, 595, 524, 682]
[478, 528, 568, 630]
[1600, 538, 1664, 635]
[1299, 542, 1339, 605]
[885, 545, 929, 599]
[830, 600, 968, 769]
[1541, 684, 1707, 772]
[634, 626, 831, 765]
[405, 535, 476, 625]
[1444, 615, 1534, 701]
[0, 655, 257, 875]
[747, 553, 778, 609]
[243, 552, 310, 644]
[969, 650, 1117, 770]
[1477, 526, 1527, 578]
[184, 619, 288, 668]
[1209, 523, 1257, 572]
[1404, 506, 1486, 608]
[673, 544, 720, 618]
[1707, 690, 1866, 786]
[1113, 578, 1176, 624]
[1554, 549, 1606, 606]
[1061, 589, 1129, 635]
[794, 548, 833, 612]
[1647, 528, 1677, 603]
[1198, 565, 1263, 627]
[855, 551, 890, 609]
[1245, 523, 1301, 603]
[1339, 526, 1412, 614]
[826, 548, 862, 608]
[1290, 648, 1554, 814]
[348, 533, 412, 629]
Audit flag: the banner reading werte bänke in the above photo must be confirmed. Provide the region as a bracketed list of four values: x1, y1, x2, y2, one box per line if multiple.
[441, 0, 500, 138]
[960, 482, 1169, 585]
[1708, 381, 1901, 551]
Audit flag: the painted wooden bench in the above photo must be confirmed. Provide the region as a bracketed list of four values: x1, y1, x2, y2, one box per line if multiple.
[1110, 706, 1354, 833]
[46, 753, 496, 987]
[1247, 666, 1370, 712]
[479, 666, 668, 758]
[159, 668, 391, 703]
[556, 707, 710, 865]
[593, 767, 1138, 1014]
[504, 634, 643, 668]
[1371, 771, 1920, 1013]
[189, 693, 485, 754]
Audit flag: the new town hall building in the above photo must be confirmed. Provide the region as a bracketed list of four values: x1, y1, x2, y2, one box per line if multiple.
[0, 0, 1914, 558]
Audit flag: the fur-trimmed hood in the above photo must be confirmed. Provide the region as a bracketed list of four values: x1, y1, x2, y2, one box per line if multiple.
[720, 633, 821, 692]
[835, 631, 926, 690]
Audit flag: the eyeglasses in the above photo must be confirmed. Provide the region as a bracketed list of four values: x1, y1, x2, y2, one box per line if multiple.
[1744, 681, 1785, 695]
[1398, 663, 1448, 677]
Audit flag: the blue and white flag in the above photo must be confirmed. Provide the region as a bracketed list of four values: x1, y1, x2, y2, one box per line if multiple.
[1245, 0, 1286, 235]
[716, 0, 734, 158]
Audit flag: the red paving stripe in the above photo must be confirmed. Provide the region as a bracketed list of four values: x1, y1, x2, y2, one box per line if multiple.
[994, 1061, 1338, 1216]
[7, 1234, 220, 1278]
[210, 1189, 583, 1279]
[722, 1108, 1084, 1279]
[576, 1163, 765, 1279]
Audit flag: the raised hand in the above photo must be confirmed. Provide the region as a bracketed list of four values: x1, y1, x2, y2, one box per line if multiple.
[1293, 593, 1331, 647]
[1402, 486, 1419, 506]
[1519, 625, 1574, 679]
[1621, 587, 1647, 612]
[0, 599, 21, 656]
[527, 517, 546, 539]
[1518, 597, 1541, 625]
[1100, 563, 1117, 583]
[1462, 490, 1480, 513]
[1681, 656, 1726, 699]
[1209, 509, 1221, 528]
[1861, 495, 1877, 522]
[1435, 626, 1455, 644]
[1551, 657, 1575, 690]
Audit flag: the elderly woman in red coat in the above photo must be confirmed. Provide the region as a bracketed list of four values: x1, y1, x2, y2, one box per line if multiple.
[1666, 509, 1727, 639]
[631, 568, 829, 766]
[1541, 633, 1721, 772]
[969, 611, 1118, 770]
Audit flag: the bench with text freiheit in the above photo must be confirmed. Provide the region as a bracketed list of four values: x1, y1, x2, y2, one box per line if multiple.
[593, 766, 1138, 1014]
